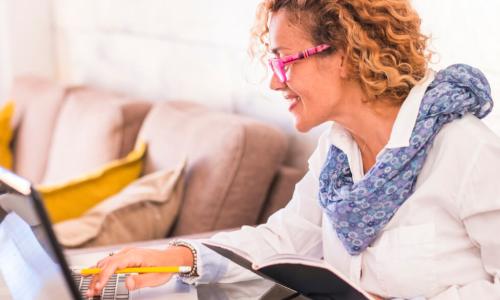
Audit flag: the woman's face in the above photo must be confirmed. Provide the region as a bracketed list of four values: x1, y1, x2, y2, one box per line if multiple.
[268, 10, 350, 132]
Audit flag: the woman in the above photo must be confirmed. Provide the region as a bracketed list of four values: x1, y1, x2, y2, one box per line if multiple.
[88, 0, 500, 298]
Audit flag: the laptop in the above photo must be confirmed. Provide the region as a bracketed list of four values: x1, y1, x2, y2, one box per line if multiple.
[0, 167, 198, 300]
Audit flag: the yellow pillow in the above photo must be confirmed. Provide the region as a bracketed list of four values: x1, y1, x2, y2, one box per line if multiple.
[0, 101, 14, 169]
[38, 142, 147, 223]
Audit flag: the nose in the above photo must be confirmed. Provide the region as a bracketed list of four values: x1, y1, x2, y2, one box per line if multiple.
[269, 73, 286, 91]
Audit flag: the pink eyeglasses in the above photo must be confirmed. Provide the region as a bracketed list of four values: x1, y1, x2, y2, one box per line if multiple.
[268, 44, 331, 83]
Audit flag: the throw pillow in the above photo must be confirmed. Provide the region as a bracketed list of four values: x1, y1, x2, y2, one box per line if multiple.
[42, 89, 151, 185]
[38, 142, 147, 223]
[0, 101, 14, 169]
[53, 158, 186, 248]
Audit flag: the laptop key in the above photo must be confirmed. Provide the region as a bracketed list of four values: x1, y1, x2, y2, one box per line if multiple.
[116, 283, 128, 296]
[71, 271, 129, 299]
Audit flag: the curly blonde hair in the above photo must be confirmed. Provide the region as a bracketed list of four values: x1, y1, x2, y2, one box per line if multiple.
[250, 0, 431, 103]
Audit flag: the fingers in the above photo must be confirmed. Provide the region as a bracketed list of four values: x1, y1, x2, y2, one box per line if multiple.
[86, 247, 175, 297]
[87, 261, 117, 296]
[126, 273, 173, 291]
[87, 248, 142, 297]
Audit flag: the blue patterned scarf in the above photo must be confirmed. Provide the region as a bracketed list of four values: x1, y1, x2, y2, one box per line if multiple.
[318, 64, 493, 255]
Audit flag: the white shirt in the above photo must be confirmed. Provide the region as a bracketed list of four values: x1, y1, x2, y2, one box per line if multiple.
[189, 71, 500, 299]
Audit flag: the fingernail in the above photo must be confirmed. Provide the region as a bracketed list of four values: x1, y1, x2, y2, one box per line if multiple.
[128, 279, 135, 290]
[96, 282, 101, 290]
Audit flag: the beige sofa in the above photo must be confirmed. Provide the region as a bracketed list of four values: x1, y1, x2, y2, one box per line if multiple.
[7, 75, 305, 243]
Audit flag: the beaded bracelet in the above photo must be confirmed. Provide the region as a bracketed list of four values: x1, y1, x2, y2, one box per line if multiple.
[168, 240, 199, 278]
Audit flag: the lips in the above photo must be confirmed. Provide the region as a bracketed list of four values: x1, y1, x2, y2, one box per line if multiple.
[284, 95, 300, 112]
[288, 98, 300, 111]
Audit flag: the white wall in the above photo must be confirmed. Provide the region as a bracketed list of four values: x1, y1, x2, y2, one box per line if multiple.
[413, 0, 500, 133]
[51, 0, 324, 168]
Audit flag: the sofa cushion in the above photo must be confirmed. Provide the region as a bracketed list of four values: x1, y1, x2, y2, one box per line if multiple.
[8, 76, 67, 183]
[0, 101, 14, 169]
[42, 87, 151, 184]
[53, 158, 185, 248]
[137, 101, 288, 236]
[38, 142, 146, 223]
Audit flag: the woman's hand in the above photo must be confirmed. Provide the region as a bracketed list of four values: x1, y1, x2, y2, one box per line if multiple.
[86, 246, 194, 297]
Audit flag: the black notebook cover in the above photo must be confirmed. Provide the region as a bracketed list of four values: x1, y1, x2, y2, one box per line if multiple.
[202, 241, 372, 300]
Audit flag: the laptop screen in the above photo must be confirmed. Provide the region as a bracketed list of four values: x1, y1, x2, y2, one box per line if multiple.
[0, 169, 80, 300]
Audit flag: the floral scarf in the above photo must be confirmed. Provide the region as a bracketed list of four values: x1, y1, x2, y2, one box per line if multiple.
[318, 64, 493, 255]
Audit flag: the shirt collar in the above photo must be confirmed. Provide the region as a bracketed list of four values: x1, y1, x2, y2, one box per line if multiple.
[385, 69, 436, 149]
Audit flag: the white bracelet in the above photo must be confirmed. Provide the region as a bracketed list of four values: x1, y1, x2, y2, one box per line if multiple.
[168, 240, 199, 278]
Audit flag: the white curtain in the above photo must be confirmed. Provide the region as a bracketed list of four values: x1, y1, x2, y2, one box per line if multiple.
[0, 0, 13, 102]
[0, 0, 55, 102]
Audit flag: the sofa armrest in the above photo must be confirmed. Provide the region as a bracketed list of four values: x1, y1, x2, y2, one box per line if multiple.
[257, 165, 306, 224]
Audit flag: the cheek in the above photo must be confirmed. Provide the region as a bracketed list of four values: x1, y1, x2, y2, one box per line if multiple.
[295, 82, 334, 112]
[288, 63, 343, 113]
[287, 76, 321, 101]
[297, 85, 342, 127]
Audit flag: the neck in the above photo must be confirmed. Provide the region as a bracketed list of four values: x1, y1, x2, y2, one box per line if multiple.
[334, 93, 401, 172]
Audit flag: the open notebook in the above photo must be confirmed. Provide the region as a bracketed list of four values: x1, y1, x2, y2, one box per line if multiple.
[203, 240, 374, 300]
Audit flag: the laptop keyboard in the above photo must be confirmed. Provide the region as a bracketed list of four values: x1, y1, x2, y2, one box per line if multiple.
[72, 272, 129, 300]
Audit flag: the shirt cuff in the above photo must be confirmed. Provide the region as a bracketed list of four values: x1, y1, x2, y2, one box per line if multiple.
[177, 239, 229, 285]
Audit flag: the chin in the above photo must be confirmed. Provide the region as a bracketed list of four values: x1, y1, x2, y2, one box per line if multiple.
[293, 120, 313, 133]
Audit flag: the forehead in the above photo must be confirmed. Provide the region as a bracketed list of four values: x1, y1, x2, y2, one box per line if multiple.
[268, 10, 313, 53]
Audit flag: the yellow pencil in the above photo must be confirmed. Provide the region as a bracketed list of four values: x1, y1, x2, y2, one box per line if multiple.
[79, 266, 192, 275]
